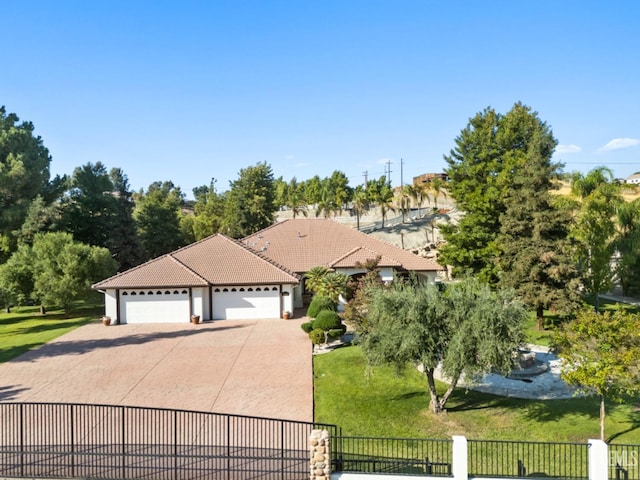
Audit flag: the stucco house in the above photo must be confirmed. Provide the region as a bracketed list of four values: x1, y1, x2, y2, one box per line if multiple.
[625, 173, 640, 185]
[93, 218, 443, 323]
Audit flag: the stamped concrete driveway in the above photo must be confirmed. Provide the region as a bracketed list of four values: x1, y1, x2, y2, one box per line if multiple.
[0, 318, 313, 422]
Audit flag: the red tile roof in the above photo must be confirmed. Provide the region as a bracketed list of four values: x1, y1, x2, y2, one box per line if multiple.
[93, 234, 300, 290]
[242, 218, 443, 273]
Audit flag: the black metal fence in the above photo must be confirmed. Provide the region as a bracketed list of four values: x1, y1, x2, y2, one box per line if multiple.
[609, 444, 640, 480]
[0, 402, 338, 480]
[467, 439, 589, 479]
[331, 436, 452, 476]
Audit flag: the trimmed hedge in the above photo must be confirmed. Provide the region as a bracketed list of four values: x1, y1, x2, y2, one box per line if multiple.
[313, 310, 343, 331]
[309, 328, 325, 345]
[301, 322, 314, 333]
[307, 296, 336, 318]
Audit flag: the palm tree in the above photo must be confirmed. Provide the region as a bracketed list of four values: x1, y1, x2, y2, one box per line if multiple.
[305, 266, 331, 293]
[315, 184, 339, 218]
[430, 178, 447, 209]
[285, 178, 307, 218]
[398, 185, 413, 223]
[352, 186, 369, 231]
[376, 184, 396, 229]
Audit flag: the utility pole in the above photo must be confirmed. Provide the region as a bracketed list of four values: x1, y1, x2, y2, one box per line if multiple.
[363, 170, 368, 186]
[400, 158, 404, 188]
[386, 160, 393, 187]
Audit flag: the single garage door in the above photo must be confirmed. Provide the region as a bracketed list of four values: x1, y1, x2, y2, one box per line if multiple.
[120, 289, 190, 324]
[213, 285, 280, 320]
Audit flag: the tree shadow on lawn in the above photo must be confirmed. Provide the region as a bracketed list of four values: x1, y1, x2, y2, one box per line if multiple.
[16, 318, 92, 336]
[521, 396, 600, 423]
[444, 387, 522, 413]
[4, 323, 250, 363]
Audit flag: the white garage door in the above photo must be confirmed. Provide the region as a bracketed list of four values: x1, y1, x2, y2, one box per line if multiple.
[120, 289, 190, 324]
[213, 285, 280, 320]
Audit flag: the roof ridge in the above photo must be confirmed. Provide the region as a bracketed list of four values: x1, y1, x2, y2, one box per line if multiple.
[328, 245, 369, 266]
[225, 235, 301, 281]
[167, 253, 210, 284]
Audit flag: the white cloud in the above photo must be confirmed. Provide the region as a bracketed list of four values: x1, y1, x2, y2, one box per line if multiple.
[556, 144, 582, 154]
[596, 138, 640, 153]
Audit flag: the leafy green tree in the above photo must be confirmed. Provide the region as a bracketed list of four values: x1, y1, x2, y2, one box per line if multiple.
[134, 181, 187, 259]
[0, 106, 61, 260]
[0, 243, 34, 312]
[60, 162, 118, 249]
[304, 175, 323, 206]
[614, 198, 640, 296]
[222, 162, 277, 238]
[439, 103, 557, 284]
[359, 278, 527, 413]
[555, 310, 640, 440]
[568, 167, 622, 312]
[498, 129, 582, 328]
[190, 179, 226, 240]
[8, 232, 117, 313]
[327, 170, 353, 210]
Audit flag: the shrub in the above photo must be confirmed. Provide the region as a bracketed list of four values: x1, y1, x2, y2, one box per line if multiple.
[328, 328, 346, 341]
[313, 310, 343, 331]
[301, 322, 314, 333]
[307, 296, 336, 318]
[309, 328, 325, 345]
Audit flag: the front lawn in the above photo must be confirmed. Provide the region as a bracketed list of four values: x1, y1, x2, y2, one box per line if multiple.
[0, 296, 103, 364]
[314, 345, 640, 443]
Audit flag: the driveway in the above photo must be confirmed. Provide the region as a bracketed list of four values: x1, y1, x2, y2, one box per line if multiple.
[0, 318, 313, 422]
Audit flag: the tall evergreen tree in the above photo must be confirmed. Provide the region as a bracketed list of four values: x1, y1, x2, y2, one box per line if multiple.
[498, 129, 581, 328]
[109, 168, 144, 271]
[439, 103, 558, 284]
[60, 162, 117, 249]
[0, 106, 60, 260]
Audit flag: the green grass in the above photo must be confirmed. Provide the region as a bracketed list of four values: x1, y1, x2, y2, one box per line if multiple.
[524, 297, 640, 348]
[314, 345, 640, 443]
[0, 295, 104, 364]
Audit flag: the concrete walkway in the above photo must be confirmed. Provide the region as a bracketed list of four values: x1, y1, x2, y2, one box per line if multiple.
[0, 318, 313, 422]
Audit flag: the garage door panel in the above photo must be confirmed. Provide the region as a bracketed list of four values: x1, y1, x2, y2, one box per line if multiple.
[213, 286, 280, 320]
[120, 290, 190, 324]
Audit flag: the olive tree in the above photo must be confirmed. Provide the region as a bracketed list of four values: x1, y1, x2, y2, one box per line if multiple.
[359, 277, 527, 413]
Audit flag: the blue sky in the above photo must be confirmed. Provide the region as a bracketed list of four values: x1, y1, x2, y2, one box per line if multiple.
[3, 1, 639, 197]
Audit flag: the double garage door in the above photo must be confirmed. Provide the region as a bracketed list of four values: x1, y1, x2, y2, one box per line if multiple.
[118, 286, 281, 323]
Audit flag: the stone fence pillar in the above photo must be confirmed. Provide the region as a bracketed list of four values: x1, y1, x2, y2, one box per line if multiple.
[309, 429, 331, 480]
